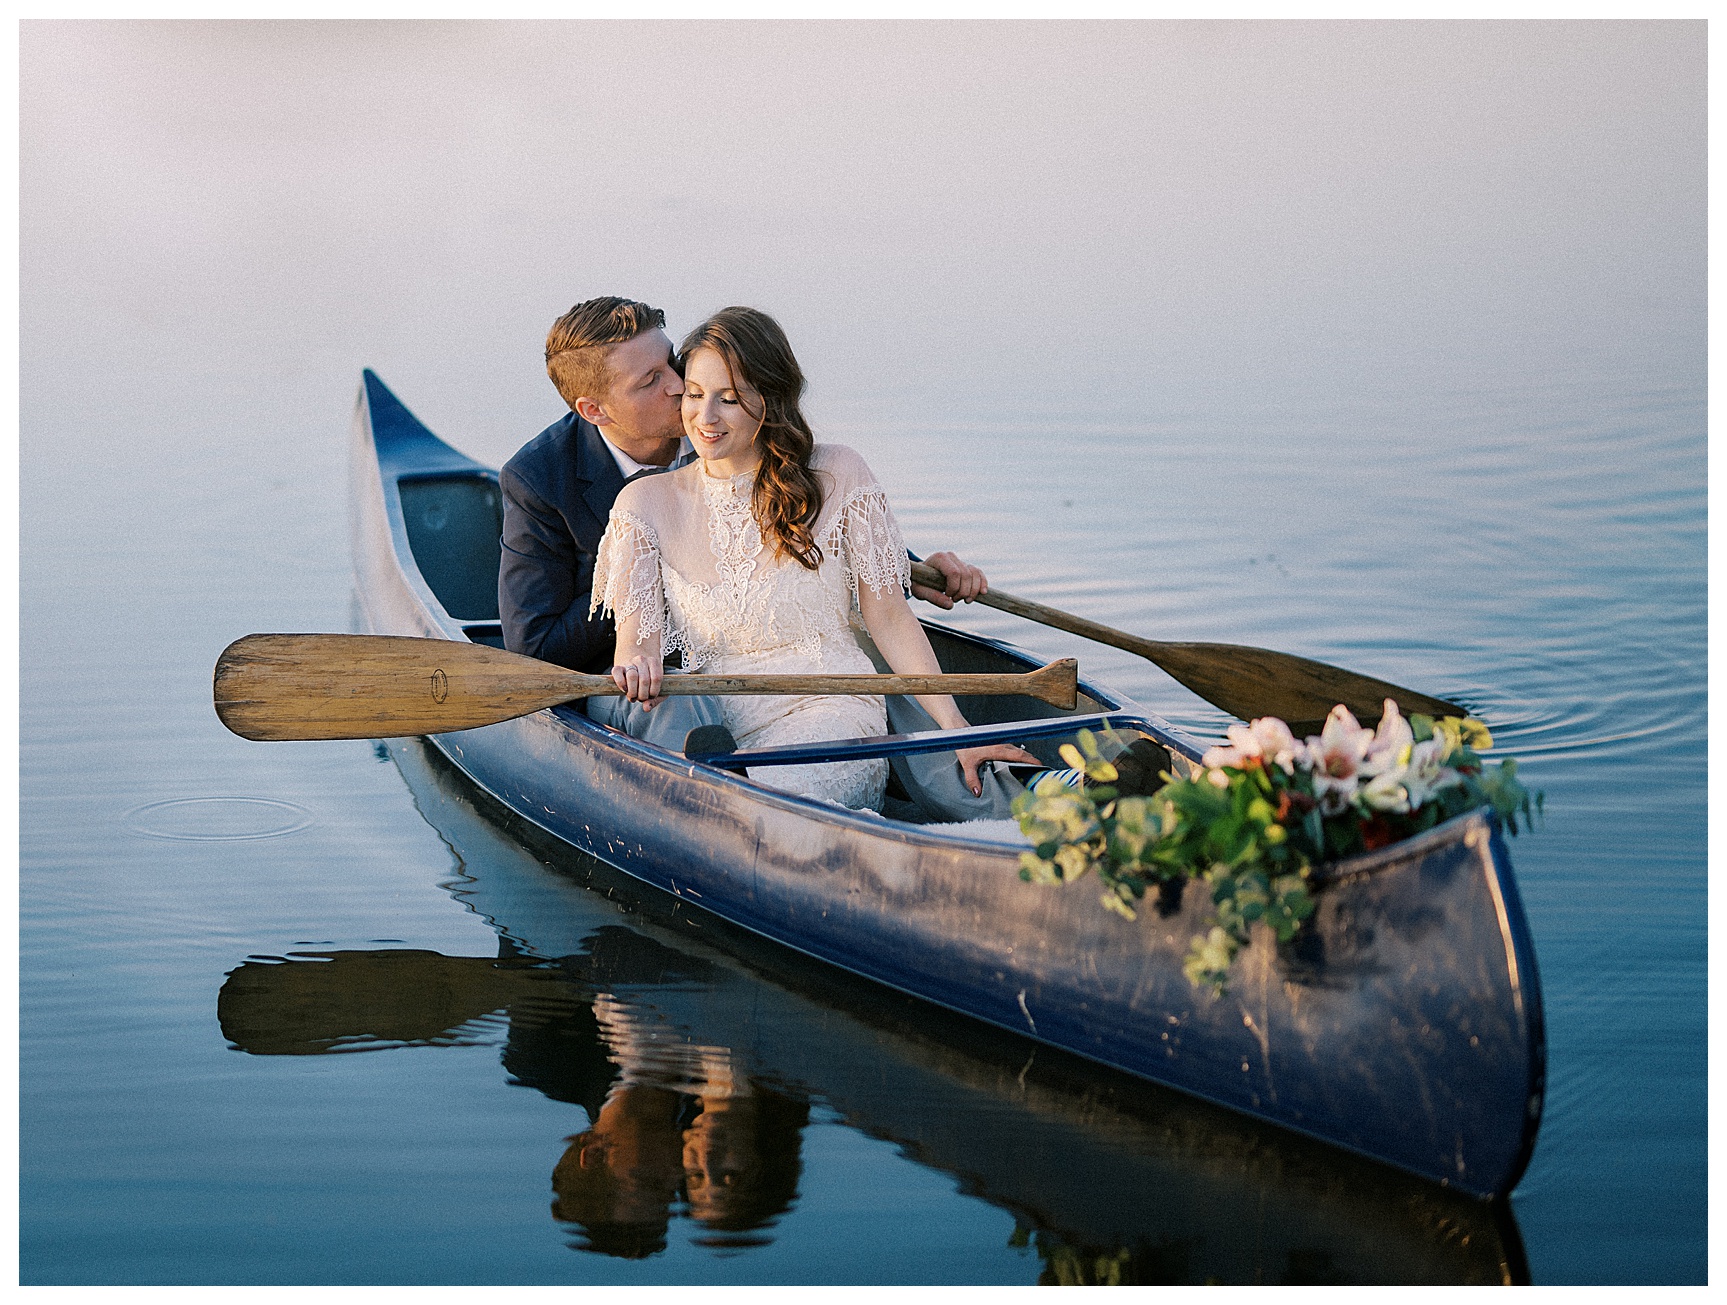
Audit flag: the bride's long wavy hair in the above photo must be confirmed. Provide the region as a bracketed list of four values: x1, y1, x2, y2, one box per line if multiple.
[678, 307, 825, 570]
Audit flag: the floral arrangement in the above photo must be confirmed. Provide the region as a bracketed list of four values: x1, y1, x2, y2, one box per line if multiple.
[1011, 700, 1540, 993]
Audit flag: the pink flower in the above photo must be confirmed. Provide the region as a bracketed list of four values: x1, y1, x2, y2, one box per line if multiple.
[1202, 716, 1306, 775]
[1306, 705, 1374, 815]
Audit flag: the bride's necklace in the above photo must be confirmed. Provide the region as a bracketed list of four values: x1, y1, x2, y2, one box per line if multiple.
[699, 452, 761, 484]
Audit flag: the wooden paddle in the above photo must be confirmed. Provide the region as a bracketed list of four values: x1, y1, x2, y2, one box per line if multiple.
[910, 561, 1464, 729]
[218, 951, 581, 1056]
[213, 633, 1079, 742]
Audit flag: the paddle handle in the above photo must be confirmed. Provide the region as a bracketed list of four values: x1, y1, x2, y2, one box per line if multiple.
[911, 561, 1165, 658]
[656, 665, 1077, 707]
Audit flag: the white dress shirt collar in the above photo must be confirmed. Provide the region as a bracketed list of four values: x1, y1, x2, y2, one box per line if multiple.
[601, 433, 694, 481]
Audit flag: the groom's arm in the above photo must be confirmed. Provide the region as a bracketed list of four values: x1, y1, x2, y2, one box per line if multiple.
[909, 550, 988, 610]
[498, 466, 615, 673]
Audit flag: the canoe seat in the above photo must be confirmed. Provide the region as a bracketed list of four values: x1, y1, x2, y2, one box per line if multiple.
[400, 474, 503, 622]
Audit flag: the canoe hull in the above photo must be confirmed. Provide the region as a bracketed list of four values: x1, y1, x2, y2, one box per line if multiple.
[346, 371, 1544, 1198]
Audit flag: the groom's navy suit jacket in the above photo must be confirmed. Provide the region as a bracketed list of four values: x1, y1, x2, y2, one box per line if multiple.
[498, 411, 638, 674]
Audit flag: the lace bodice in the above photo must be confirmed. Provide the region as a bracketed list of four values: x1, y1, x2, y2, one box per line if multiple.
[591, 443, 911, 672]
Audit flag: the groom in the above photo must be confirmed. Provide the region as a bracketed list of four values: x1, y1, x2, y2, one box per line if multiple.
[499, 296, 993, 755]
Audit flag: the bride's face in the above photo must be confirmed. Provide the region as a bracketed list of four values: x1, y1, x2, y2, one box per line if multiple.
[682, 347, 765, 465]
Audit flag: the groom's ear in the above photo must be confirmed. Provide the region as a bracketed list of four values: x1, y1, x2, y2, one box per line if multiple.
[573, 396, 612, 428]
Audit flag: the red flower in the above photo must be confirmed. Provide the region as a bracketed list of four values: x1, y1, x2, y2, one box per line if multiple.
[1361, 816, 1398, 851]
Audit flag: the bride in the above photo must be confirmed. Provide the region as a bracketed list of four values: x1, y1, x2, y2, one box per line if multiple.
[590, 306, 1034, 810]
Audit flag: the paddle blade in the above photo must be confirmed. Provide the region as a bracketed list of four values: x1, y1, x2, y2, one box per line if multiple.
[213, 633, 597, 741]
[916, 562, 1466, 729]
[1144, 641, 1465, 732]
[1028, 658, 1079, 709]
[217, 951, 586, 1055]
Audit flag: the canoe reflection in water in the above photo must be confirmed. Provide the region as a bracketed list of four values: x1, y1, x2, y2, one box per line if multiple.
[216, 737, 1529, 1283]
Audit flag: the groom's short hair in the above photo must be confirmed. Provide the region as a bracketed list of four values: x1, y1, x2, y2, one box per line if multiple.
[545, 297, 667, 411]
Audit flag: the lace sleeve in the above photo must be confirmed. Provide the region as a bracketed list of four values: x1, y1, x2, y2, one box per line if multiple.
[590, 509, 666, 648]
[835, 482, 912, 602]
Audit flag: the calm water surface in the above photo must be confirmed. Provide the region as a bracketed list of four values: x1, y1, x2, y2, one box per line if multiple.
[20, 22, 1705, 1285]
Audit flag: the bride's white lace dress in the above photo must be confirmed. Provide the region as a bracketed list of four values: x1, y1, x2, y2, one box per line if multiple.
[590, 443, 910, 810]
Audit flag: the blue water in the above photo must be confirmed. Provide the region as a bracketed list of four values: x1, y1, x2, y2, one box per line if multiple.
[19, 21, 1705, 1285]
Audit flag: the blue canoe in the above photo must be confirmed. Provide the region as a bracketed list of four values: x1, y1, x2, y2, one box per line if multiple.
[348, 370, 1545, 1199]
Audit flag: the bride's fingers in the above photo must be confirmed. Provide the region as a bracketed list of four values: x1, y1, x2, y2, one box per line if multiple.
[613, 661, 659, 703]
[956, 746, 1011, 797]
[959, 756, 984, 797]
[953, 743, 1045, 796]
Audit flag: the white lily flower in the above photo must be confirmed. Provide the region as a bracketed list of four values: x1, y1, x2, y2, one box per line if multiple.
[1402, 737, 1461, 810]
[1360, 767, 1412, 813]
[1362, 699, 1414, 777]
[1306, 704, 1373, 815]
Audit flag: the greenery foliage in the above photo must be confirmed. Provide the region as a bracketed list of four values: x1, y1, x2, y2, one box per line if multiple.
[1012, 704, 1541, 994]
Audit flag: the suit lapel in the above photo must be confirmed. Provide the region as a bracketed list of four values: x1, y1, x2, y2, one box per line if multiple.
[575, 418, 627, 540]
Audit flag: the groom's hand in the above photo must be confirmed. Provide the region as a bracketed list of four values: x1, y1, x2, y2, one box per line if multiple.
[911, 551, 987, 609]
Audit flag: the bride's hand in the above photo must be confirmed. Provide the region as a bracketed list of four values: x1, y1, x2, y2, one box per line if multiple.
[955, 744, 1040, 798]
[611, 654, 664, 709]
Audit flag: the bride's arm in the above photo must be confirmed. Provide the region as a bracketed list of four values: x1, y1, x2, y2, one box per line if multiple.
[833, 448, 1035, 796]
[591, 503, 668, 708]
[857, 585, 1038, 796]
[855, 585, 964, 727]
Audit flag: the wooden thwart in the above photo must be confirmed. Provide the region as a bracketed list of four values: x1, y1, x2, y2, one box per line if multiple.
[911, 562, 1464, 727]
[213, 633, 1079, 742]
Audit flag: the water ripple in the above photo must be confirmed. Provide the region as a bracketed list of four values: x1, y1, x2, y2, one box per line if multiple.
[123, 797, 314, 842]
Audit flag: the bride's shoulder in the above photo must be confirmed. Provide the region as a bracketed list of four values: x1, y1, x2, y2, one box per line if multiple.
[610, 471, 681, 525]
[811, 442, 878, 483]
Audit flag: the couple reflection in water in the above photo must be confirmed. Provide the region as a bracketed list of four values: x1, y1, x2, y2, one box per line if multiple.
[546, 992, 806, 1259]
